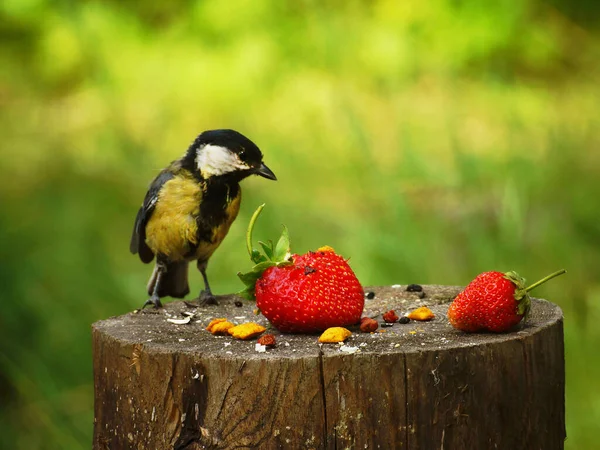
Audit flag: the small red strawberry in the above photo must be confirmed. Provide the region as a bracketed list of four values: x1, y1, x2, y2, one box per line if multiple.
[237, 205, 364, 333]
[448, 269, 566, 333]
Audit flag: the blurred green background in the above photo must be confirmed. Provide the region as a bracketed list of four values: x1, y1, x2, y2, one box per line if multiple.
[1, 0, 599, 448]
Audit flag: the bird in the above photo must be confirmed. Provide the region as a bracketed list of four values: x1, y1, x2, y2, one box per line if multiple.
[130, 129, 277, 308]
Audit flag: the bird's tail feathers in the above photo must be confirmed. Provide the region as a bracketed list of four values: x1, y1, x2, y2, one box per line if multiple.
[147, 261, 190, 298]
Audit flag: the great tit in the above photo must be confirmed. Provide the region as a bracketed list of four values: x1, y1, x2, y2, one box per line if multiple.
[130, 129, 276, 308]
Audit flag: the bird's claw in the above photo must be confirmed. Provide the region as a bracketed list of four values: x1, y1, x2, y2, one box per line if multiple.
[142, 295, 163, 309]
[199, 290, 218, 306]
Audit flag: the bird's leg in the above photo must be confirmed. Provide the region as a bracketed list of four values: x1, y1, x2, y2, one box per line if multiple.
[142, 262, 166, 309]
[197, 260, 218, 305]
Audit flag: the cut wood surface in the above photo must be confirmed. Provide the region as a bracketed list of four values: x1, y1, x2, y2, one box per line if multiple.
[92, 285, 565, 450]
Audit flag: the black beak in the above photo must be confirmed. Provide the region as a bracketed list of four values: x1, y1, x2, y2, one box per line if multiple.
[254, 163, 277, 181]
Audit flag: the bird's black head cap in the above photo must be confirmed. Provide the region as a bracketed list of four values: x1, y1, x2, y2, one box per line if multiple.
[183, 129, 276, 182]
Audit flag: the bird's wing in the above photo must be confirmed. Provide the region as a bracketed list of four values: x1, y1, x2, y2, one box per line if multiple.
[130, 170, 175, 263]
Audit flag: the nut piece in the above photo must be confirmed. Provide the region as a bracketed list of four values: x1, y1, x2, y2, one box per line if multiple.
[316, 245, 335, 253]
[359, 318, 378, 332]
[383, 310, 399, 323]
[407, 306, 435, 321]
[206, 318, 227, 331]
[167, 316, 192, 325]
[206, 317, 233, 334]
[228, 322, 266, 340]
[209, 321, 235, 335]
[318, 327, 351, 343]
[257, 334, 276, 347]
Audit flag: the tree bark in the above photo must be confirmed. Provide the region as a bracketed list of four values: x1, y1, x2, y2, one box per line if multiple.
[92, 285, 565, 449]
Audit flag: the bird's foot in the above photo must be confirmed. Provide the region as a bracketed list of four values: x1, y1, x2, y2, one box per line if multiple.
[198, 290, 218, 306]
[142, 295, 163, 309]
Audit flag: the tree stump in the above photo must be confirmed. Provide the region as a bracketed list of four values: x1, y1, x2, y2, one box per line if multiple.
[92, 285, 565, 450]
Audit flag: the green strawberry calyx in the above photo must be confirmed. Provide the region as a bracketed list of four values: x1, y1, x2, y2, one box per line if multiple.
[237, 204, 293, 301]
[504, 269, 567, 319]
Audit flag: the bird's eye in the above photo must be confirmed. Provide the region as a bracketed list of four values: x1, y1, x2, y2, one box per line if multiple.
[239, 148, 247, 161]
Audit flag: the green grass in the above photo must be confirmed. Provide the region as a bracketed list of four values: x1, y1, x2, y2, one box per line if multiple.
[1, 1, 599, 448]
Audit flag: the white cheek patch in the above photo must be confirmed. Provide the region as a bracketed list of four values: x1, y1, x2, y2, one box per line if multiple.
[196, 144, 248, 177]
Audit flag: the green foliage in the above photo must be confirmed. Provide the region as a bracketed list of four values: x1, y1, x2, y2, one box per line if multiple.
[1, 1, 600, 448]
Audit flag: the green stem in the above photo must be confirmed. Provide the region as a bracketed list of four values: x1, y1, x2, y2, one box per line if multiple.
[525, 269, 567, 292]
[246, 203, 265, 258]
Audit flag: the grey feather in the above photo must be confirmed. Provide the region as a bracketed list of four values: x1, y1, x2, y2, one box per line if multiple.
[129, 170, 175, 263]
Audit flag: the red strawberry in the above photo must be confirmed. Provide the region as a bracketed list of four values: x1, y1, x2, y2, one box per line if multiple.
[237, 205, 364, 333]
[448, 269, 566, 332]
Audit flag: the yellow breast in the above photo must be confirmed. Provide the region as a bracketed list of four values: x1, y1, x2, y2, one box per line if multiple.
[145, 174, 202, 261]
